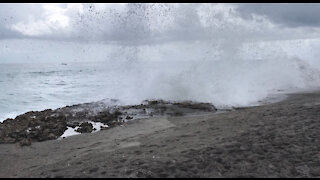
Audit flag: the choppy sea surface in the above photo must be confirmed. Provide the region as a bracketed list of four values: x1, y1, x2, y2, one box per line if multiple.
[1, 56, 319, 122]
[0, 61, 194, 122]
[0, 62, 120, 121]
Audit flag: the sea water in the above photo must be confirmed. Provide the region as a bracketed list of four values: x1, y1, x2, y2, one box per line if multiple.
[1, 47, 320, 122]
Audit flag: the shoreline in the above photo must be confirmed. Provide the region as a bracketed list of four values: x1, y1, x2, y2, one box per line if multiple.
[1, 91, 320, 177]
[0, 100, 218, 145]
[0, 89, 290, 142]
[0, 88, 291, 123]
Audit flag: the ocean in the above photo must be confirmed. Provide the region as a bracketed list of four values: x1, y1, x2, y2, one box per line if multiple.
[0, 62, 110, 121]
[0, 60, 200, 121]
[1, 53, 319, 122]
[2, 38, 320, 122]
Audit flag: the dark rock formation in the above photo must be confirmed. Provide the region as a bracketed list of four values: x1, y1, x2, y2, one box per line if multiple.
[0, 99, 217, 146]
[0, 109, 67, 146]
[91, 110, 123, 127]
[173, 101, 217, 112]
[125, 116, 133, 120]
[76, 122, 93, 133]
[67, 122, 80, 128]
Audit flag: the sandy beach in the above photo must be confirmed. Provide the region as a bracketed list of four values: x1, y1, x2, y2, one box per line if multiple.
[0, 91, 320, 178]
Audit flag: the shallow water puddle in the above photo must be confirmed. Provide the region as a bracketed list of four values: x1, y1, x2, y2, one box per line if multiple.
[58, 121, 109, 139]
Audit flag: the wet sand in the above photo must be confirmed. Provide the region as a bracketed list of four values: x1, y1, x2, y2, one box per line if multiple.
[0, 91, 320, 177]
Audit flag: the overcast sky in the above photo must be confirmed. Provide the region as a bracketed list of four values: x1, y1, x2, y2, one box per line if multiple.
[0, 3, 320, 45]
[237, 3, 320, 28]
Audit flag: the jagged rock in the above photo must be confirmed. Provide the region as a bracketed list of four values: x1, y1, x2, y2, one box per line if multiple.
[76, 122, 93, 133]
[0, 99, 217, 146]
[0, 109, 67, 145]
[92, 110, 122, 124]
[67, 122, 80, 128]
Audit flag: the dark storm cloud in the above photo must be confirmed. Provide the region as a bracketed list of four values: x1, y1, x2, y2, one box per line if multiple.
[236, 3, 320, 27]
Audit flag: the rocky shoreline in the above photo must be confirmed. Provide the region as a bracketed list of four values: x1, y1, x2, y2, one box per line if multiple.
[1, 91, 320, 177]
[0, 100, 217, 146]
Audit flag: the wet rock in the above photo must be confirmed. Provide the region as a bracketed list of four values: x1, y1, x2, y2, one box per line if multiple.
[92, 111, 121, 124]
[173, 101, 217, 112]
[0, 98, 217, 146]
[67, 122, 80, 128]
[0, 109, 67, 145]
[76, 122, 93, 133]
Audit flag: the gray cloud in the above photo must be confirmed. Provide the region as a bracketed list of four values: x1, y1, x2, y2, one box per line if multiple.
[236, 3, 320, 27]
[0, 4, 44, 38]
[1, 3, 320, 44]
